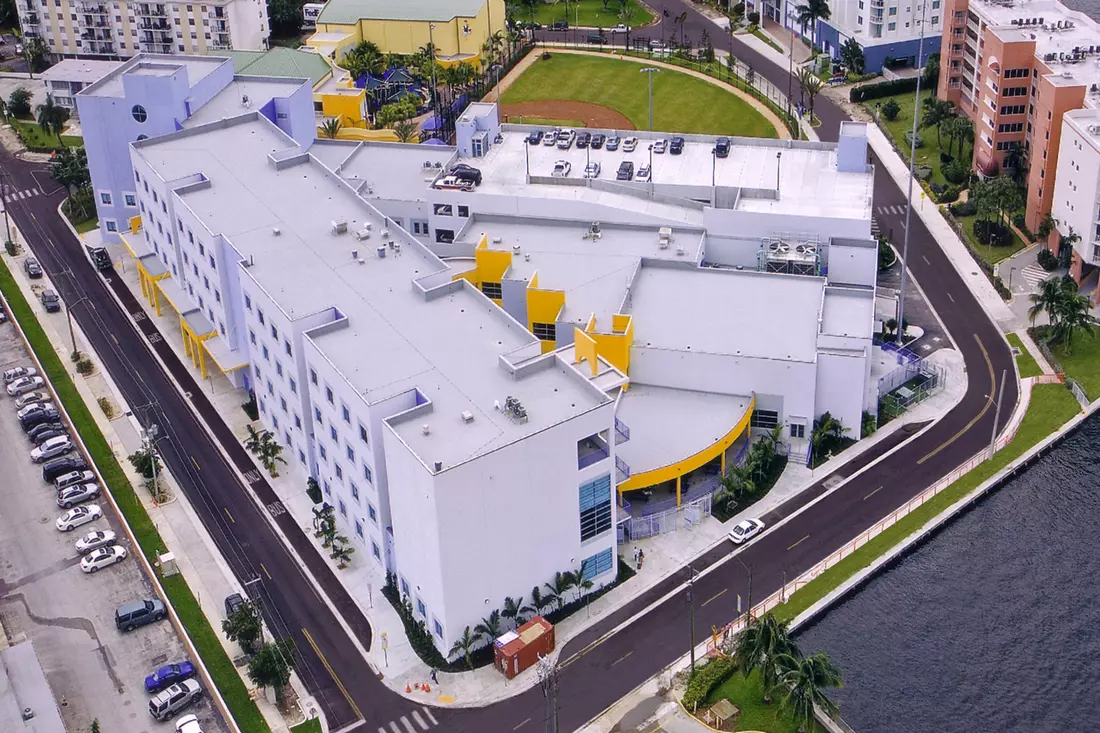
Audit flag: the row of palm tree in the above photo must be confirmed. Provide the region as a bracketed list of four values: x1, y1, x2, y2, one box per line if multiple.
[244, 425, 287, 477]
[810, 411, 849, 466]
[1028, 272, 1094, 355]
[311, 504, 355, 568]
[733, 613, 844, 731]
[921, 97, 975, 161]
[716, 425, 785, 512]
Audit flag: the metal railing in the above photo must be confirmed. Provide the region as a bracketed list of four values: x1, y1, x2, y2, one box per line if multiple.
[622, 494, 711, 541]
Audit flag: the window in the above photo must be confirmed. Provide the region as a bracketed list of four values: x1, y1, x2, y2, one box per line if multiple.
[581, 547, 614, 578]
[790, 423, 806, 439]
[435, 229, 455, 243]
[481, 281, 503, 299]
[319, 444, 327, 461]
[355, 519, 364, 538]
[330, 426, 338, 442]
[124, 194, 137, 207]
[276, 361, 283, 376]
[295, 413, 302, 429]
[203, 276, 209, 290]
[999, 104, 1026, 116]
[1003, 67, 1029, 79]
[284, 340, 292, 357]
[997, 122, 1024, 134]
[271, 324, 278, 340]
[432, 203, 453, 216]
[299, 449, 306, 465]
[132, 104, 148, 122]
[351, 482, 359, 501]
[245, 293, 252, 310]
[280, 397, 287, 412]
[372, 541, 381, 560]
[363, 464, 373, 483]
[368, 503, 377, 522]
[1003, 86, 1028, 98]
[323, 480, 331, 495]
[347, 444, 355, 462]
[210, 255, 216, 270]
[105, 220, 118, 233]
[249, 329, 256, 345]
[458, 205, 470, 218]
[310, 368, 318, 386]
[315, 408, 323, 425]
[579, 474, 613, 542]
[100, 191, 112, 205]
[751, 409, 780, 429]
[257, 309, 265, 325]
[262, 345, 269, 361]
[335, 463, 343, 479]
[888, 21, 896, 29]
[532, 322, 556, 341]
[888, 6, 896, 13]
[266, 379, 273, 396]
[326, 386, 334, 404]
[338, 499, 347, 517]
[401, 577, 410, 597]
[433, 619, 443, 638]
[290, 377, 297, 394]
[411, 219, 429, 235]
[417, 598, 426, 616]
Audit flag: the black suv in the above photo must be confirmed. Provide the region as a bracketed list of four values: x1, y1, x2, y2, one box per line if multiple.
[27, 421, 64, 443]
[669, 136, 685, 155]
[42, 454, 89, 483]
[551, 20, 568, 30]
[616, 161, 635, 181]
[714, 137, 731, 158]
[590, 133, 606, 149]
[41, 289, 61, 313]
[526, 130, 544, 145]
[576, 131, 591, 148]
[24, 257, 43, 279]
[21, 407, 60, 432]
[451, 163, 482, 186]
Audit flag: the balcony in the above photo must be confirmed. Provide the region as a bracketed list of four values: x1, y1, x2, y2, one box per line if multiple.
[76, 1, 109, 13]
[578, 433, 611, 470]
[85, 40, 116, 54]
[23, 12, 39, 24]
[139, 19, 169, 30]
[136, 4, 167, 17]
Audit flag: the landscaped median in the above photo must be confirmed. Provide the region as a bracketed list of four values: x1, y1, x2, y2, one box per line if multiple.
[774, 383, 1080, 624]
[0, 257, 269, 733]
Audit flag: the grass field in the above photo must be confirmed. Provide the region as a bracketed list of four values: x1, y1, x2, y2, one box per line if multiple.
[10, 118, 83, 152]
[527, 0, 653, 28]
[1007, 332, 1043, 379]
[510, 115, 586, 127]
[290, 719, 322, 733]
[705, 668, 826, 732]
[954, 211, 1028, 265]
[1049, 334, 1100, 400]
[501, 54, 778, 138]
[0, 258, 268, 733]
[776, 383, 1080, 623]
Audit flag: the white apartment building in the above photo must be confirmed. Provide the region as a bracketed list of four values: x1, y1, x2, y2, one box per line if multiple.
[109, 101, 883, 656]
[818, 0, 943, 73]
[17, 0, 269, 59]
[1051, 108, 1100, 279]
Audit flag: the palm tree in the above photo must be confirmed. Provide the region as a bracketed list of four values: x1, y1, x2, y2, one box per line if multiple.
[244, 424, 265, 454]
[36, 94, 70, 147]
[734, 613, 800, 702]
[320, 118, 342, 139]
[1029, 275, 1068, 326]
[810, 411, 848, 464]
[717, 463, 755, 511]
[796, 68, 823, 122]
[393, 119, 417, 143]
[545, 571, 573, 611]
[502, 595, 524, 627]
[922, 97, 954, 148]
[448, 626, 480, 669]
[474, 610, 502, 644]
[524, 585, 553, 617]
[330, 541, 355, 569]
[570, 563, 594, 605]
[794, 0, 831, 49]
[773, 651, 844, 730]
[1033, 275, 1095, 354]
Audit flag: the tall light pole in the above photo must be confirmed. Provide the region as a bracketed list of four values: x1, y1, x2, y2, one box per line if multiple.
[687, 564, 698, 673]
[536, 655, 559, 733]
[988, 369, 1007, 459]
[65, 295, 89, 356]
[776, 151, 782, 193]
[640, 67, 659, 131]
[428, 23, 439, 121]
[896, 0, 929, 340]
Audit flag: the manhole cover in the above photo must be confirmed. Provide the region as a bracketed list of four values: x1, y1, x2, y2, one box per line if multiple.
[39, 517, 50, 524]
[824, 475, 844, 489]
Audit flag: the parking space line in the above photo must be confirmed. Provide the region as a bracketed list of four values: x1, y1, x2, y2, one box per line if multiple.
[701, 588, 727, 608]
[513, 718, 530, 730]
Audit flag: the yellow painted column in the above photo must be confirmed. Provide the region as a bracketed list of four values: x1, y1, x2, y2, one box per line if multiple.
[180, 318, 192, 358]
[138, 268, 147, 300]
[152, 283, 162, 317]
[199, 345, 208, 379]
[721, 449, 727, 474]
[676, 475, 682, 506]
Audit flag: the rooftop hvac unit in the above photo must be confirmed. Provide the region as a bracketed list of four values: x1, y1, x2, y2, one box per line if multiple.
[524, 253, 531, 261]
[351, 249, 359, 260]
[434, 461, 443, 471]
[355, 227, 372, 241]
[492, 236, 503, 244]
[272, 227, 281, 236]
[381, 229, 390, 239]
[513, 244, 522, 252]
[376, 246, 387, 258]
[241, 94, 250, 107]
[422, 424, 430, 435]
[675, 245, 686, 256]
[590, 221, 601, 234]
[331, 219, 348, 234]
[461, 410, 474, 423]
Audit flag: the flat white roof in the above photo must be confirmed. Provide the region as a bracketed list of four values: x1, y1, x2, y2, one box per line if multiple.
[183, 77, 309, 128]
[975, 0, 1100, 89]
[133, 114, 607, 470]
[41, 59, 123, 85]
[628, 266, 825, 363]
[322, 140, 457, 200]
[80, 54, 228, 98]
[821, 287, 875, 339]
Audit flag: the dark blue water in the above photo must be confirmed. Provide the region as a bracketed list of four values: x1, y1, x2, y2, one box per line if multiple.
[795, 417, 1100, 732]
[1063, 0, 1100, 18]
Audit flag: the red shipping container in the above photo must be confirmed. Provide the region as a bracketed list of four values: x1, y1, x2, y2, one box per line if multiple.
[494, 616, 555, 679]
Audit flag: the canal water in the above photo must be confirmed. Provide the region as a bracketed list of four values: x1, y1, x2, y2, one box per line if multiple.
[795, 416, 1100, 732]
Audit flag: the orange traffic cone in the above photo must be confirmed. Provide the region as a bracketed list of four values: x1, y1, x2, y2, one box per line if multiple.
[423, 683, 431, 693]
[406, 683, 412, 693]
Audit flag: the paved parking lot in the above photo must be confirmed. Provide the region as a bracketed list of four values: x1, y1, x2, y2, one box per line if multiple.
[0, 321, 229, 733]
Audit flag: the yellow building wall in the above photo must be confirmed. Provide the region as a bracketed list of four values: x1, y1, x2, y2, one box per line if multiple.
[451, 236, 510, 305]
[573, 328, 600, 377]
[321, 90, 366, 127]
[526, 273, 565, 354]
[586, 314, 634, 375]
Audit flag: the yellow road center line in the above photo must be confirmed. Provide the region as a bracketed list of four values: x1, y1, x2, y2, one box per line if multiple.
[261, 563, 272, 580]
[223, 507, 234, 523]
[701, 588, 728, 608]
[864, 486, 883, 500]
[302, 627, 363, 720]
[917, 334, 996, 465]
[191, 455, 200, 471]
[787, 534, 810, 551]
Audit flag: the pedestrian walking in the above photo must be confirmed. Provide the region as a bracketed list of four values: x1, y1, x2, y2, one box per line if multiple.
[633, 547, 640, 564]
[430, 668, 438, 683]
[638, 549, 645, 569]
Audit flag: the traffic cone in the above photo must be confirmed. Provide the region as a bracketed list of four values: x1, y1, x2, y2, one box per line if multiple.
[406, 683, 411, 693]
[423, 683, 431, 693]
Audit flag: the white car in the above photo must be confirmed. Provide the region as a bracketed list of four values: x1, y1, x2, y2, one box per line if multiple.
[31, 435, 73, 463]
[622, 136, 639, 152]
[556, 129, 577, 149]
[610, 23, 629, 33]
[728, 518, 765, 545]
[542, 129, 559, 146]
[584, 161, 601, 179]
[57, 482, 100, 508]
[75, 529, 117, 553]
[7, 375, 45, 396]
[56, 504, 103, 532]
[551, 160, 572, 177]
[81, 545, 127, 573]
[3, 366, 37, 384]
[637, 164, 652, 182]
[18, 401, 54, 419]
[15, 390, 50, 408]
[652, 139, 668, 154]
[56, 470, 97, 490]
[175, 714, 204, 733]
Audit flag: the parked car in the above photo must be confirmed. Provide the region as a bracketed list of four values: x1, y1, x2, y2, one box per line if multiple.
[551, 160, 572, 177]
[605, 135, 621, 151]
[649, 39, 666, 50]
[145, 660, 197, 693]
[542, 129, 559, 146]
[526, 130, 544, 145]
[0, 310, 6, 324]
[652, 139, 668, 154]
[75, 529, 117, 553]
[4, 366, 37, 384]
[590, 133, 606, 149]
[224, 592, 245, 617]
[576, 131, 591, 148]
[116, 597, 167, 632]
[56, 503, 103, 532]
[56, 469, 96, 490]
[23, 257, 43, 279]
[669, 136, 685, 155]
[40, 289, 61, 313]
[450, 163, 482, 186]
[18, 401, 54, 419]
[21, 408, 60, 432]
[622, 136, 638, 152]
[611, 23, 630, 33]
[714, 136, 731, 158]
[7, 375, 45, 396]
[637, 164, 652, 182]
[616, 160, 635, 180]
[728, 518, 765, 545]
[42, 454, 88, 482]
[57, 482, 100, 508]
[29, 421, 66, 444]
[551, 20, 568, 30]
[32, 427, 67, 446]
[586, 33, 606, 44]
[81, 545, 127, 573]
[31, 435, 72, 463]
[556, 128, 576, 149]
[174, 714, 204, 733]
[584, 162, 601, 179]
[15, 390, 50, 408]
[149, 679, 202, 721]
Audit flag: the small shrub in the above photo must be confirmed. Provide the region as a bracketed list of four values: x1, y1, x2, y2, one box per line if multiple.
[937, 185, 960, 204]
[904, 130, 924, 148]
[1038, 247, 1059, 271]
[242, 389, 259, 421]
[950, 199, 977, 217]
[97, 396, 113, 418]
[1012, 212, 1035, 241]
[683, 655, 737, 710]
[748, 10, 760, 23]
[940, 151, 954, 164]
[4, 240, 15, 256]
[974, 219, 1012, 246]
[992, 275, 1011, 300]
[914, 163, 932, 180]
[70, 350, 82, 362]
[861, 410, 877, 438]
[306, 477, 322, 504]
[75, 358, 94, 375]
[943, 159, 969, 184]
[881, 99, 900, 121]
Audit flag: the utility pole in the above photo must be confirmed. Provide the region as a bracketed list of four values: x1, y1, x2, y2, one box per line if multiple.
[896, 0, 929, 338]
[687, 564, 697, 673]
[640, 67, 659, 131]
[536, 655, 559, 733]
[144, 423, 161, 502]
[428, 23, 439, 122]
[988, 369, 1007, 459]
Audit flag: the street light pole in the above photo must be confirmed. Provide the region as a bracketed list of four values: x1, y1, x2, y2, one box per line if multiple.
[428, 23, 439, 121]
[687, 564, 697, 673]
[640, 67, 659, 131]
[896, 0, 929, 339]
[66, 295, 89, 356]
[988, 369, 1007, 459]
[536, 655, 559, 733]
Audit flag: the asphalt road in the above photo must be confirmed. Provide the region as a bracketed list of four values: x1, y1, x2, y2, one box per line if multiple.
[0, 9, 1019, 728]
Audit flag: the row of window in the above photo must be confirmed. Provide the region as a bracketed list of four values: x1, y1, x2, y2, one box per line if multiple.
[997, 122, 1024, 134]
[579, 474, 613, 543]
[397, 576, 445, 639]
[431, 203, 471, 218]
[999, 104, 1026, 116]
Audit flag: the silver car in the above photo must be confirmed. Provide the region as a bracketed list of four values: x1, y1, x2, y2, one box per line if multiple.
[31, 435, 73, 463]
[3, 366, 37, 384]
[15, 390, 50, 408]
[149, 679, 203, 721]
[57, 482, 100, 508]
[7, 375, 45, 396]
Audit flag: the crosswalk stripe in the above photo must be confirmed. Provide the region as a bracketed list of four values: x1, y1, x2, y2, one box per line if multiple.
[379, 727, 388, 733]
[30, 188, 38, 195]
[411, 711, 429, 730]
[23, 189, 32, 197]
[422, 707, 439, 726]
[400, 717, 416, 733]
[15, 191, 24, 200]
[389, 722, 402, 733]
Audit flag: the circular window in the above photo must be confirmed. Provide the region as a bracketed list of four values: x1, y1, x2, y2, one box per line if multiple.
[132, 105, 148, 123]
[136, 134, 148, 141]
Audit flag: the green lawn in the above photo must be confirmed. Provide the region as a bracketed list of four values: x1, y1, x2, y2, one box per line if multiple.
[501, 54, 778, 138]
[954, 212, 1028, 265]
[527, 0, 653, 28]
[1049, 335, 1100, 400]
[705, 668, 826, 733]
[1006, 332, 1043, 379]
[751, 27, 784, 54]
[290, 719, 322, 733]
[0, 259, 269, 733]
[775, 383, 1079, 623]
[510, 115, 586, 127]
[9, 118, 82, 152]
